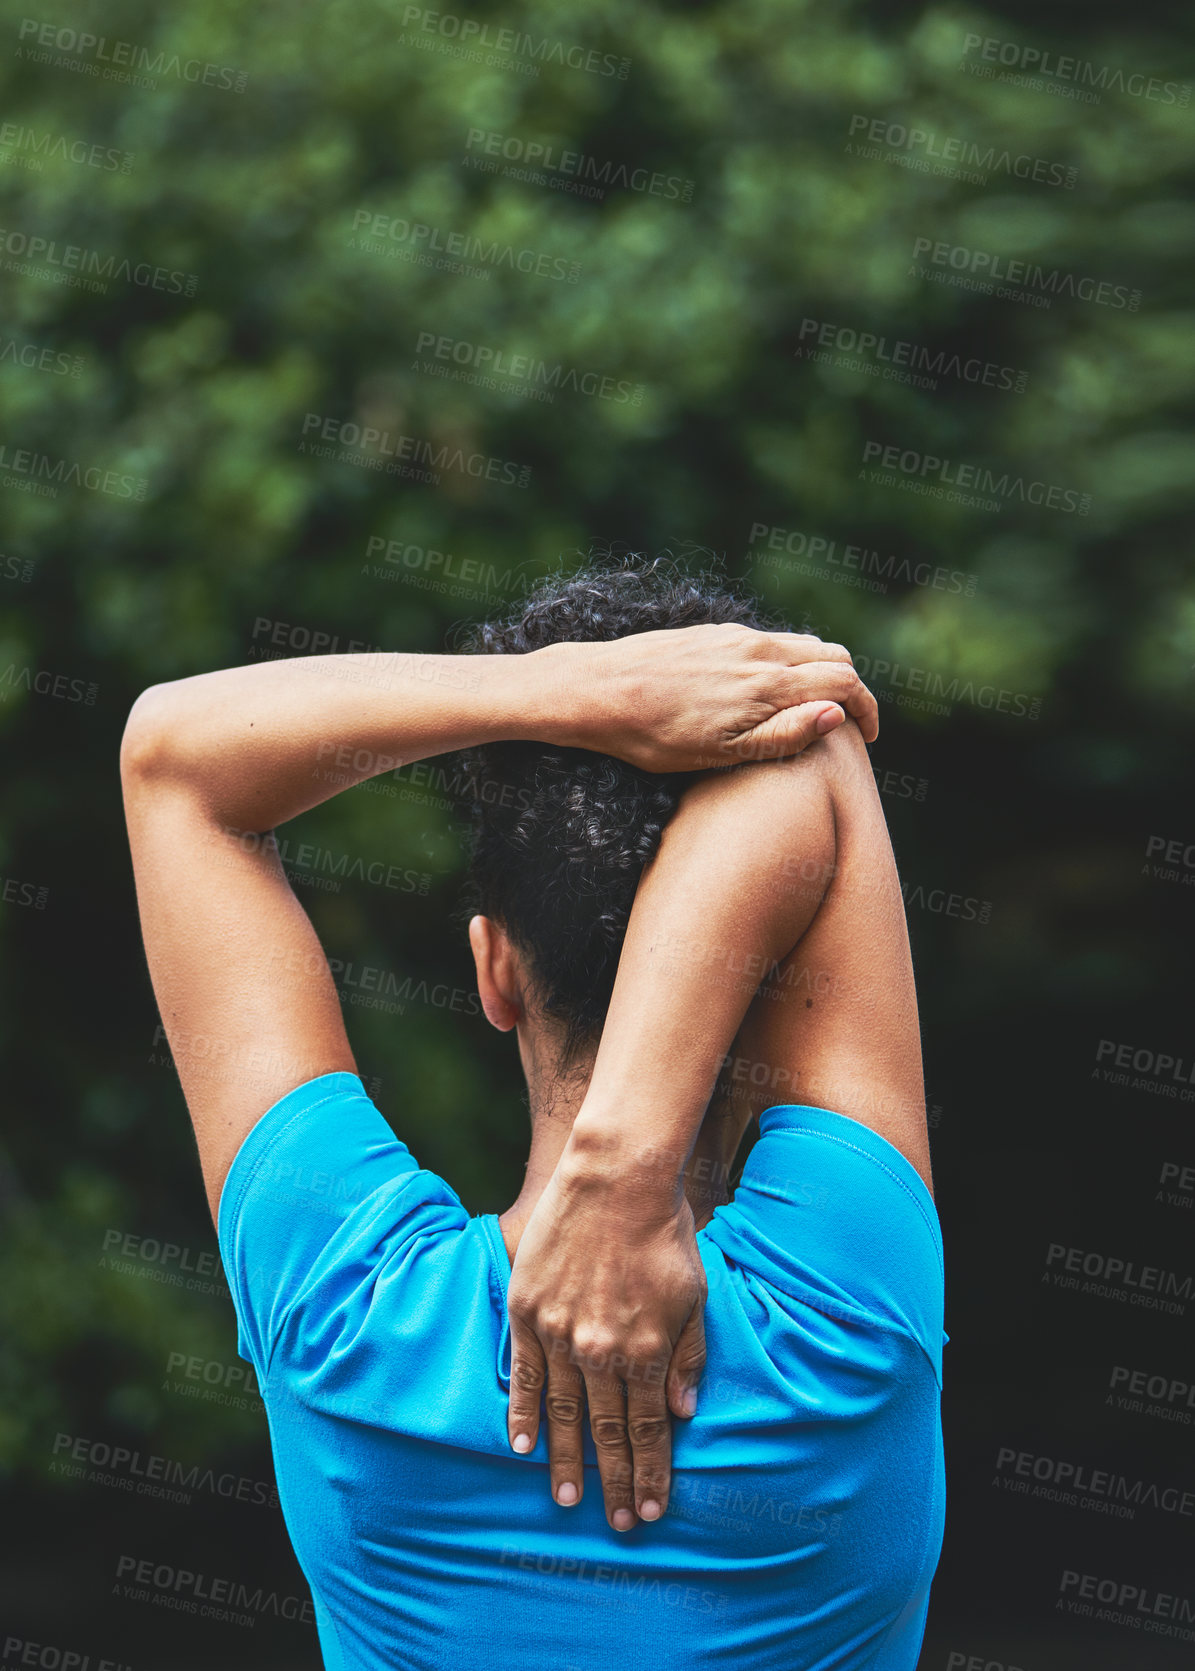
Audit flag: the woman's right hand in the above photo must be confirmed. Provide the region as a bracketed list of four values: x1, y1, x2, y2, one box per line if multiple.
[540, 623, 878, 773]
[505, 1136, 708, 1533]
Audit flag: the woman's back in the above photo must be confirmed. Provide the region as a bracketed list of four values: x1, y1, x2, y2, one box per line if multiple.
[220, 1070, 945, 1671]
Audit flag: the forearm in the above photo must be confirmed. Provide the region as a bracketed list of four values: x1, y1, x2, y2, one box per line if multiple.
[120, 623, 877, 832]
[563, 746, 837, 1200]
[120, 645, 575, 831]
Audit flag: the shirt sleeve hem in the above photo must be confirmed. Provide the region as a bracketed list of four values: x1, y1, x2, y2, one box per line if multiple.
[215, 1071, 366, 1263]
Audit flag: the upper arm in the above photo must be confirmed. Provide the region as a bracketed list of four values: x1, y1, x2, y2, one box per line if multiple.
[121, 710, 357, 1226]
[728, 722, 932, 1192]
[581, 746, 838, 1144]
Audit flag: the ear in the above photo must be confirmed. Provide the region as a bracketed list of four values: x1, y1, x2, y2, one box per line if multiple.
[468, 914, 523, 1033]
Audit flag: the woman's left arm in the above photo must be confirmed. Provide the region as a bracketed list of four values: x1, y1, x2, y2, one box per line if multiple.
[121, 647, 532, 1227]
[120, 628, 874, 1225]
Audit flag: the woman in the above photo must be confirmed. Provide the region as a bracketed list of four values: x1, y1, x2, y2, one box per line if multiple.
[121, 559, 944, 1670]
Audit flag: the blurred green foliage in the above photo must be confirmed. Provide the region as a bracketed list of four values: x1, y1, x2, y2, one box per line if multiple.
[0, 0, 1191, 1520]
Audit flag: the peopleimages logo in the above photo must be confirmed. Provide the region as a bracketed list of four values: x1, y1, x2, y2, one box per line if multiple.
[463, 128, 694, 202]
[0, 120, 134, 173]
[113, 1554, 315, 1625]
[847, 114, 1077, 188]
[349, 210, 579, 283]
[1, 1639, 130, 1671]
[0, 443, 147, 500]
[0, 222, 198, 295]
[900, 882, 991, 924]
[850, 652, 1041, 720]
[51, 1431, 278, 1508]
[1045, 1242, 1190, 1314]
[1143, 833, 1195, 885]
[994, 1445, 1194, 1517]
[0, 333, 83, 376]
[398, 8, 631, 79]
[961, 34, 1190, 108]
[1158, 1161, 1194, 1208]
[16, 18, 249, 92]
[797, 315, 1028, 395]
[1057, 1569, 1195, 1641]
[1093, 1037, 1195, 1099]
[412, 330, 643, 405]
[299, 412, 531, 488]
[861, 440, 1090, 516]
[1109, 1363, 1195, 1422]
[911, 236, 1141, 311]
[749, 522, 978, 596]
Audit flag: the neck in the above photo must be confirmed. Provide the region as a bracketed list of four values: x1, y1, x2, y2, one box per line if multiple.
[497, 1048, 753, 1264]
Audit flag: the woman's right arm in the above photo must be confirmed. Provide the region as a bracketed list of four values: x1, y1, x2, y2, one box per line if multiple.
[505, 740, 842, 1525]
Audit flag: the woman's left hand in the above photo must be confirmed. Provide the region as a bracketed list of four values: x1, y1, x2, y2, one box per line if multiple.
[536, 621, 878, 772]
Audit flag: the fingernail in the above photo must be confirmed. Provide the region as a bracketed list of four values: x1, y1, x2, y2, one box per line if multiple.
[816, 706, 842, 734]
[613, 1509, 635, 1532]
[682, 1387, 697, 1417]
[512, 1433, 532, 1453]
[556, 1481, 578, 1505]
[639, 1499, 661, 1521]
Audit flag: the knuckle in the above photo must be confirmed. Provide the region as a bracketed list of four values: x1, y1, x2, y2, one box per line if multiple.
[573, 1328, 617, 1366]
[511, 1359, 544, 1393]
[627, 1416, 669, 1448]
[545, 1393, 583, 1426]
[629, 1332, 669, 1365]
[731, 623, 764, 655]
[538, 1305, 572, 1341]
[591, 1416, 629, 1452]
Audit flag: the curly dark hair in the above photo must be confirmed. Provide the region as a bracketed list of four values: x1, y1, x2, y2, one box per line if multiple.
[452, 553, 783, 1065]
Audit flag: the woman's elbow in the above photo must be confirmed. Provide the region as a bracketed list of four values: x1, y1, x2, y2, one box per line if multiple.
[119, 681, 189, 786]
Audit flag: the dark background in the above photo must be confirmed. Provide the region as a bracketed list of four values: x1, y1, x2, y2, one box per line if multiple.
[1, 1, 1192, 1665]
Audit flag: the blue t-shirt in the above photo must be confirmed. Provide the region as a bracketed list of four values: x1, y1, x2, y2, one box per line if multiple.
[217, 1072, 947, 1671]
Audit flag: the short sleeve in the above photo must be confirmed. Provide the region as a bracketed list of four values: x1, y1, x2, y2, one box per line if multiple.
[216, 1071, 442, 1381]
[703, 1102, 947, 1387]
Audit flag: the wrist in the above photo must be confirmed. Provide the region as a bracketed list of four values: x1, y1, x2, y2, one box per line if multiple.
[560, 1114, 688, 1210]
[521, 640, 614, 752]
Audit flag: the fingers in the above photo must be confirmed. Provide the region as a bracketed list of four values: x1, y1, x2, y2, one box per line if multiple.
[584, 1362, 638, 1532]
[834, 669, 880, 744]
[626, 1374, 672, 1523]
[782, 662, 879, 745]
[666, 1302, 707, 1422]
[850, 693, 879, 745]
[728, 700, 845, 761]
[507, 1314, 546, 1457]
[759, 634, 879, 744]
[543, 1341, 586, 1508]
[767, 632, 854, 667]
[735, 651, 878, 749]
